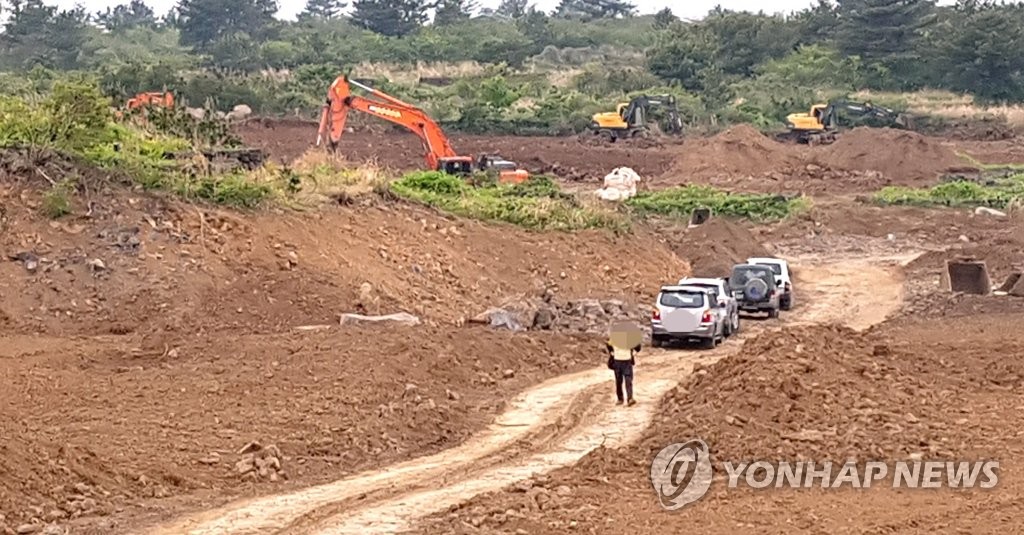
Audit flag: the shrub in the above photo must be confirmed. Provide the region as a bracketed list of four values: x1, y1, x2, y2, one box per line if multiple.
[390, 171, 625, 230]
[626, 185, 807, 221]
[874, 176, 1024, 208]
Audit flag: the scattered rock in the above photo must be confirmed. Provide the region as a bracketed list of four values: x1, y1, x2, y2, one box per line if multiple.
[7, 251, 39, 273]
[471, 296, 651, 336]
[974, 206, 1007, 218]
[198, 453, 221, 465]
[339, 312, 420, 327]
[234, 442, 285, 481]
[87, 258, 107, 273]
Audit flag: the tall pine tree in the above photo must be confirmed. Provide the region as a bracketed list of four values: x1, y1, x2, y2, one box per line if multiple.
[495, 0, 528, 18]
[554, 0, 635, 20]
[836, 0, 935, 64]
[300, 0, 345, 19]
[174, 0, 279, 49]
[351, 0, 427, 36]
[96, 0, 157, 31]
[434, 0, 478, 25]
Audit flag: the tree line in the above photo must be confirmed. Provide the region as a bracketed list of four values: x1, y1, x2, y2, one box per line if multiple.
[0, 0, 1022, 119]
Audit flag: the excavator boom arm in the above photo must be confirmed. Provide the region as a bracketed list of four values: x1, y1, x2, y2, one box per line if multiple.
[822, 100, 901, 129]
[317, 76, 459, 170]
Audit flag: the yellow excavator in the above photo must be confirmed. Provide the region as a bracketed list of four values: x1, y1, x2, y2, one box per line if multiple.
[780, 100, 909, 145]
[590, 94, 684, 142]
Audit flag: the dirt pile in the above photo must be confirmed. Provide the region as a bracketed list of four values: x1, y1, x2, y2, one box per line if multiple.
[419, 315, 1024, 534]
[665, 218, 771, 277]
[667, 125, 804, 179]
[816, 127, 974, 183]
[645, 325, 959, 461]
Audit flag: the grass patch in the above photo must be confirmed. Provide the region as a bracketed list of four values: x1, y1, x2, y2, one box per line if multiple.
[625, 186, 808, 221]
[390, 171, 627, 231]
[956, 152, 1024, 172]
[874, 176, 1024, 208]
[41, 179, 74, 219]
[1, 79, 277, 210]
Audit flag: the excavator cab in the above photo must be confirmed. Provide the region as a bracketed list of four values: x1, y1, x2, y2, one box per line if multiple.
[590, 94, 682, 142]
[438, 156, 473, 175]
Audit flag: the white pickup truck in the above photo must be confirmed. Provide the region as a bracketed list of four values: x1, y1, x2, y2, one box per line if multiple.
[746, 257, 793, 311]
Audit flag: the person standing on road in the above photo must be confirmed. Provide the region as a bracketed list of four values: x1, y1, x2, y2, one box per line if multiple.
[606, 340, 640, 406]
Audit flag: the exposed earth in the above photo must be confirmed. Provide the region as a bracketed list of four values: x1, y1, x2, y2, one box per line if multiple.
[2, 120, 1023, 535]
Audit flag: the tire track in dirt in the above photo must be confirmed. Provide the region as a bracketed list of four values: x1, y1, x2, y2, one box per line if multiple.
[143, 255, 910, 535]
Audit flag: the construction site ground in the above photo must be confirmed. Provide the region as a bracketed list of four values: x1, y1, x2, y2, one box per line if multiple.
[2, 120, 1023, 534]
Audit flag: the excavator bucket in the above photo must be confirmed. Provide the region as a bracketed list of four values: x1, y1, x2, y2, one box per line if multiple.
[946, 259, 992, 295]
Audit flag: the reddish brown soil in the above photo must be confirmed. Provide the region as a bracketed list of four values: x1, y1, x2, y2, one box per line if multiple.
[235, 120, 678, 181]
[663, 218, 772, 278]
[0, 178, 689, 530]
[654, 125, 984, 194]
[238, 119, 1024, 197]
[418, 314, 1024, 534]
[819, 127, 975, 183]
[5, 122, 1024, 534]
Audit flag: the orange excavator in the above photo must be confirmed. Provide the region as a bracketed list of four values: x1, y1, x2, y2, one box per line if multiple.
[126, 91, 174, 110]
[115, 91, 175, 119]
[316, 76, 529, 183]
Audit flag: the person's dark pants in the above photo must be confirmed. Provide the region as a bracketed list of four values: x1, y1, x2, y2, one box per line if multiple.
[612, 360, 634, 402]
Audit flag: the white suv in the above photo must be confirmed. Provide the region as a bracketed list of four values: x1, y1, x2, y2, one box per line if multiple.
[677, 277, 740, 337]
[746, 257, 793, 311]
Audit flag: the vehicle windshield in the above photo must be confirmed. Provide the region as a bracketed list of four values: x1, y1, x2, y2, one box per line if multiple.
[659, 291, 704, 308]
[755, 262, 782, 275]
[730, 267, 774, 287]
[685, 283, 720, 297]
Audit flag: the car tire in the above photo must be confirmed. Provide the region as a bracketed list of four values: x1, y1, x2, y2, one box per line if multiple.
[732, 312, 741, 334]
[768, 308, 779, 319]
[703, 336, 717, 349]
[652, 337, 663, 348]
[781, 294, 793, 311]
[723, 319, 733, 337]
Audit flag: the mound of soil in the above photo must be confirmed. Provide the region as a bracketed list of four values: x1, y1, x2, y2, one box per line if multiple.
[647, 326, 958, 462]
[665, 125, 803, 180]
[817, 127, 975, 183]
[419, 316, 1024, 535]
[665, 218, 772, 278]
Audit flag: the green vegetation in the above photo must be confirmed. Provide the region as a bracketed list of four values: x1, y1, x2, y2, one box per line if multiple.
[874, 176, 1024, 208]
[0, 78, 274, 214]
[2, 0, 1024, 136]
[626, 186, 808, 221]
[390, 171, 627, 231]
[389, 171, 805, 230]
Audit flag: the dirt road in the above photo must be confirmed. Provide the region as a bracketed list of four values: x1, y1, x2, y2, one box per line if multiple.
[141, 252, 908, 535]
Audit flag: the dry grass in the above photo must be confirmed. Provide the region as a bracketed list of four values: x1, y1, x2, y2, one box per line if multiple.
[855, 89, 1024, 128]
[280, 149, 389, 206]
[350, 61, 487, 85]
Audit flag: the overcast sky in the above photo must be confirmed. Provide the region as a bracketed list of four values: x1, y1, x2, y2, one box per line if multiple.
[47, 0, 823, 21]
